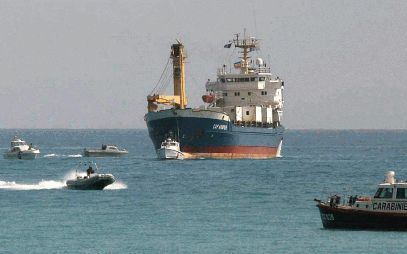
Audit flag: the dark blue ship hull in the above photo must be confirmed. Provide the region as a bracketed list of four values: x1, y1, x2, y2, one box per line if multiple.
[145, 109, 284, 159]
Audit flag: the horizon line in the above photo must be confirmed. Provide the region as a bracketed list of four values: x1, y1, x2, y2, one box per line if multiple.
[1, 128, 407, 131]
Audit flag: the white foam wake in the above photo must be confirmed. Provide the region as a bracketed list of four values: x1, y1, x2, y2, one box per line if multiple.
[104, 181, 128, 190]
[68, 154, 83, 158]
[43, 154, 83, 158]
[0, 171, 82, 191]
[43, 153, 57, 158]
[0, 180, 66, 190]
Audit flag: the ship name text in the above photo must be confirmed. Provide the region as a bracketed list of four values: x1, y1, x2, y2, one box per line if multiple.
[213, 124, 228, 130]
[321, 213, 334, 221]
[373, 202, 407, 211]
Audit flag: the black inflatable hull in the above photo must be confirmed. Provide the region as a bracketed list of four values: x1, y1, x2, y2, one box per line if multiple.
[66, 175, 115, 190]
[317, 203, 407, 230]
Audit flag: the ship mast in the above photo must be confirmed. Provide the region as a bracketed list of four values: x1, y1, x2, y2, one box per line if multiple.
[233, 33, 258, 74]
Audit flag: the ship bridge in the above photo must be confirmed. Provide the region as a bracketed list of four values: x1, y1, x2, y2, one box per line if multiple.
[203, 33, 284, 128]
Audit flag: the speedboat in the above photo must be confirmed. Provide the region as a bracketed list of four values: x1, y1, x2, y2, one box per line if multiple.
[3, 136, 40, 160]
[66, 162, 115, 190]
[315, 171, 407, 230]
[83, 144, 128, 157]
[156, 138, 184, 160]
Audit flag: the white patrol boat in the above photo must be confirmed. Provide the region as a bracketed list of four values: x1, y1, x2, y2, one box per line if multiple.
[83, 144, 128, 157]
[3, 136, 40, 160]
[156, 138, 184, 160]
[316, 171, 407, 230]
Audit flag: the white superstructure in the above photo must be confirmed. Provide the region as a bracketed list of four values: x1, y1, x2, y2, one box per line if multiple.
[203, 33, 284, 128]
[329, 171, 407, 213]
[4, 136, 40, 159]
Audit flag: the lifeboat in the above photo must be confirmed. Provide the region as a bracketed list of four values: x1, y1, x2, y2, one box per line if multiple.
[202, 94, 214, 103]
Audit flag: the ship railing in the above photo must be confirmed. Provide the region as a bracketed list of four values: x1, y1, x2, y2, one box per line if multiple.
[256, 67, 271, 74]
[232, 120, 278, 128]
[217, 68, 228, 75]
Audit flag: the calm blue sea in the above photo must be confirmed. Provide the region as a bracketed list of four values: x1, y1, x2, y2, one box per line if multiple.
[1, 129, 407, 253]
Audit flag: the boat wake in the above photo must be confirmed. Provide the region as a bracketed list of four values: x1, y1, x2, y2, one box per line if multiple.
[43, 154, 83, 158]
[0, 180, 66, 190]
[104, 181, 127, 190]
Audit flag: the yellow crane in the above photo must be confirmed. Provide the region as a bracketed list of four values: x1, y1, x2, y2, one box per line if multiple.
[147, 40, 188, 112]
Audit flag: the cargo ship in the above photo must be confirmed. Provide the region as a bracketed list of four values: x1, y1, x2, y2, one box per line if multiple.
[145, 33, 284, 159]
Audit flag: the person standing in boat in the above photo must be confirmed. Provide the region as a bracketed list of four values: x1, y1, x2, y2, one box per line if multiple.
[86, 166, 95, 177]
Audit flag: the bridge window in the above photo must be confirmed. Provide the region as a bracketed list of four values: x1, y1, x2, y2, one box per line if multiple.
[261, 91, 268, 95]
[248, 92, 252, 96]
[221, 78, 225, 83]
[234, 92, 240, 96]
[226, 78, 234, 82]
[223, 92, 228, 96]
[251, 77, 256, 81]
[259, 77, 265, 81]
[246, 111, 250, 115]
[397, 188, 407, 199]
[374, 188, 393, 199]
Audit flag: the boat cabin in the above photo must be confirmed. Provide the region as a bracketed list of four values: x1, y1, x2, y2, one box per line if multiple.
[374, 183, 407, 200]
[102, 145, 119, 151]
[161, 138, 180, 150]
[11, 147, 22, 152]
[350, 171, 407, 212]
[11, 139, 27, 147]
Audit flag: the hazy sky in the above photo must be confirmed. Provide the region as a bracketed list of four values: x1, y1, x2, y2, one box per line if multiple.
[1, 0, 406, 129]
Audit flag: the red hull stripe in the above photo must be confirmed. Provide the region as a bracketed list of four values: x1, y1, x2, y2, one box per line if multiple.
[183, 146, 277, 155]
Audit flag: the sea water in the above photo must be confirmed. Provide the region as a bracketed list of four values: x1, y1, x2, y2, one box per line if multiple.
[1, 129, 407, 253]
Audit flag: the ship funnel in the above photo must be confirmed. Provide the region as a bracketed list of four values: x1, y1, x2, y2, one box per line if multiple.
[386, 171, 395, 184]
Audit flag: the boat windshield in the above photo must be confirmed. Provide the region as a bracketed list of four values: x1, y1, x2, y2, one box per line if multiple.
[396, 188, 407, 199]
[374, 187, 393, 199]
[11, 141, 26, 147]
